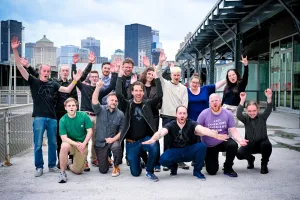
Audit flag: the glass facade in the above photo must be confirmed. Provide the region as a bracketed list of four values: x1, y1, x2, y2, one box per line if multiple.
[270, 34, 299, 110]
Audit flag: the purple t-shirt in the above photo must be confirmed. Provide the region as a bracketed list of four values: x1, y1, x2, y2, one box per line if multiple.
[197, 108, 235, 147]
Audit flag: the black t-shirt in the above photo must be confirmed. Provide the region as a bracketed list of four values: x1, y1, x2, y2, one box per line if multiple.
[126, 102, 152, 141]
[77, 82, 96, 112]
[145, 86, 151, 98]
[164, 119, 198, 148]
[27, 75, 60, 119]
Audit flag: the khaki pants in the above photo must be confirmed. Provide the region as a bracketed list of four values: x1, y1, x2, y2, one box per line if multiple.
[222, 104, 239, 127]
[88, 115, 97, 162]
[69, 143, 88, 173]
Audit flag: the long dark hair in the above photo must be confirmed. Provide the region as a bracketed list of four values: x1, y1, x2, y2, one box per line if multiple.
[139, 67, 156, 86]
[224, 69, 242, 94]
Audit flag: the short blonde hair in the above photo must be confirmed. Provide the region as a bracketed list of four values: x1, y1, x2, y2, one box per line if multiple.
[170, 66, 182, 74]
[64, 98, 79, 107]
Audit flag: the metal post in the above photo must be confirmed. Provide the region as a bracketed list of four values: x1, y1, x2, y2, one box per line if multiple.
[234, 23, 242, 74]
[27, 91, 30, 104]
[209, 45, 215, 84]
[187, 60, 191, 86]
[14, 57, 16, 104]
[195, 52, 199, 73]
[9, 57, 12, 107]
[3, 109, 12, 166]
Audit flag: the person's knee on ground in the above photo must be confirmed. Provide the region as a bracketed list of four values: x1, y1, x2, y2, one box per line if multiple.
[59, 142, 71, 169]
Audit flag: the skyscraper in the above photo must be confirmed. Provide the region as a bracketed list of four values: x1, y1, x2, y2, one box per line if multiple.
[33, 35, 56, 67]
[125, 23, 152, 66]
[0, 20, 24, 62]
[58, 45, 79, 65]
[111, 49, 124, 62]
[151, 30, 163, 65]
[81, 37, 101, 57]
[25, 43, 36, 64]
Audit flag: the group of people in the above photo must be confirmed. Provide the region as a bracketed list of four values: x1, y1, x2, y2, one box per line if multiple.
[10, 36, 273, 183]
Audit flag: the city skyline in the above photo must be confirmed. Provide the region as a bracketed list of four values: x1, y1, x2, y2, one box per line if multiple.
[0, 0, 216, 60]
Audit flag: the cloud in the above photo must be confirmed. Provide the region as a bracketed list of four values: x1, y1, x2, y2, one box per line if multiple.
[1, 0, 216, 60]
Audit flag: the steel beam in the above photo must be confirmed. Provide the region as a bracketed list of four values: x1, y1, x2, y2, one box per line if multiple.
[209, 45, 215, 84]
[212, 26, 235, 53]
[234, 23, 242, 74]
[277, 0, 300, 24]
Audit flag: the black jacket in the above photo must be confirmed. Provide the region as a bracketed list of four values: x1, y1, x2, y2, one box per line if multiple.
[117, 75, 132, 113]
[116, 77, 163, 142]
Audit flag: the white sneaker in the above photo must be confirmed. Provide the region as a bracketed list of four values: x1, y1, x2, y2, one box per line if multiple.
[49, 166, 60, 173]
[35, 168, 43, 177]
[58, 171, 67, 183]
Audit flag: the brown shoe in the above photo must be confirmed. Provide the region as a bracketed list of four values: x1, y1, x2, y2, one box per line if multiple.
[112, 166, 120, 177]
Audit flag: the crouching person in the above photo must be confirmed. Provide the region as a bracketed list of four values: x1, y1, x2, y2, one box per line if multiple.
[58, 98, 93, 183]
[92, 80, 124, 177]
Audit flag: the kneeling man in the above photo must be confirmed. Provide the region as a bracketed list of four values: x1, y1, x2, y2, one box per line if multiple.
[58, 98, 93, 183]
[143, 105, 228, 180]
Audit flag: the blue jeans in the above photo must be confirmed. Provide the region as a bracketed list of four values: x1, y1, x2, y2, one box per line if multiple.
[126, 136, 159, 176]
[160, 143, 207, 172]
[33, 117, 57, 169]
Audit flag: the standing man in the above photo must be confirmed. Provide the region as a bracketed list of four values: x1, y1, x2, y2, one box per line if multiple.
[156, 51, 189, 170]
[54, 53, 95, 168]
[143, 106, 228, 180]
[58, 98, 93, 183]
[74, 62, 119, 169]
[99, 61, 113, 105]
[11, 37, 83, 177]
[197, 93, 248, 177]
[92, 81, 124, 177]
[116, 67, 163, 182]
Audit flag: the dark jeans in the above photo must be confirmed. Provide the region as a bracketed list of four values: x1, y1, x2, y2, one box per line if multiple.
[160, 143, 207, 172]
[161, 117, 175, 152]
[205, 138, 238, 175]
[236, 138, 272, 166]
[56, 111, 66, 161]
[95, 142, 122, 174]
[126, 136, 159, 176]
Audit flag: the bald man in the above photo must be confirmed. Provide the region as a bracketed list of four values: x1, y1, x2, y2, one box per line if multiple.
[197, 93, 248, 178]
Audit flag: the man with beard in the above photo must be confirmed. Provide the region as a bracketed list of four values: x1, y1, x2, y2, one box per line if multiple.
[74, 62, 119, 170]
[92, 80, 124, 177]
[116, 66, 163, 182]
[143, 105, 228, 180]
[156, 51, 189, 171]
[197, 93, 248, 177]
[58, 98, 93, 183]
[99, 61, 115, 105]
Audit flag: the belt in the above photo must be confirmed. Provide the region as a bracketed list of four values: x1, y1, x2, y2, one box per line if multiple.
[85, 111, 96, 116]
[126, 139, 137, 143]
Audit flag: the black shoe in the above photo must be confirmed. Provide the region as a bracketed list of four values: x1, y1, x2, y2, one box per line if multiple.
[126, 159, 130, 166]
[261, 165, 269, 174]
[191, 161, 195, 167]
[247, 156, 255, 169]
[141, 160, 146, 169]
[163, 167, 170, 171]
[56, 162, 60, 169]
[170, 164, 178, 177]
[178, 162, 189, 170]
[224, 168, 238, 177]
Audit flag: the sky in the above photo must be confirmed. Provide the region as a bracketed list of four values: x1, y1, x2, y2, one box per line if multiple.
[0, 0, 217, 60]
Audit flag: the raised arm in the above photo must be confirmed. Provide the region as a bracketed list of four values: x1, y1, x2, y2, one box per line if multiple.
[21, 57, 39, 78]
[195, 125, 229, 141]
[58, 69, 83, 93]
[80, 52, 95, 81]
[156, 51, 168, 85]
[215, 79, 226, 90]
[142, 128, 169, 145]
[11, 37, 29, 80]
[115, 67, 127, 102]
[261, 88, 273, 120]
[236, 92, 247, 123]
[240, 56, 249, 90]
[92, 80, 104, 105]
[149, 68, 163, 106]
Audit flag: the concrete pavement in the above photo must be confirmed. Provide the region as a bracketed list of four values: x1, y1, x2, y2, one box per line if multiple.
[0, 111, 300, 200]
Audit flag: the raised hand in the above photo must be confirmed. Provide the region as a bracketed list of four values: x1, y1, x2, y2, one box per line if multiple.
[240, 55, 248, 66]
[159, 50, 167, 63]
[239, 139, 249, 147]
[110, 61, 120, 73]
[143, 56, 150, 67]
[73, 69, 83, 81]
[21, 57, 29, 68]
[153, 65, 158, 79]
[96, 80, 104, 88]
[89, 52, 96, 64]
[170, 62, 175, 68]
[11, 36, 20, 49]
[115, 58, 122, 68]
[240, 92, 246, 102]
[73, 54, 79, 64]
[130, 74, 137, 84]
[265, 88, 272, 99]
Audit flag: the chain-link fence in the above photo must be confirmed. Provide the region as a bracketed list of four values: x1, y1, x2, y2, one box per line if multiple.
[0, 104, 33, 165]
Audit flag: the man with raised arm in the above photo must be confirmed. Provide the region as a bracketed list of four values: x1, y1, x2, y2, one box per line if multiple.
[11, 37, 83, 177]
[197, 93, 248, 177]
[58, 98, 93, 183]
[143, 105, 228, 180]
[74, 60, 119, 170]
[155, 50, 189, 170]
[116, 65, 163, 182]
[92, 81, 124, 177]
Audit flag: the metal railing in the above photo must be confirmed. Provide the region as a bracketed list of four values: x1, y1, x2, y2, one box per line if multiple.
[0, 90, 32, 106]
[0, 104, 33, 166]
